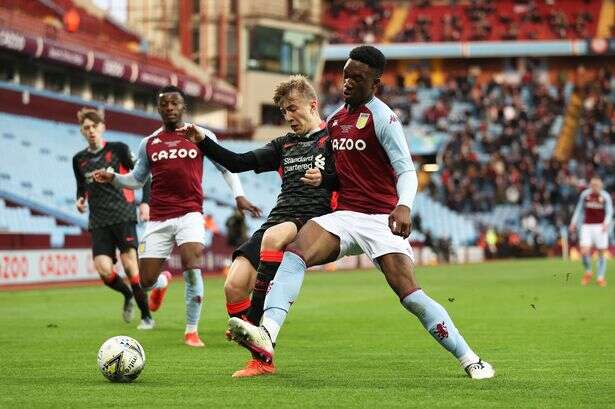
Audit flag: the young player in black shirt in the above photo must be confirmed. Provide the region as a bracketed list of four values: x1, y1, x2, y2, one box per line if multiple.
[185, 75, 337, 377]
[72, 108, 153, 329]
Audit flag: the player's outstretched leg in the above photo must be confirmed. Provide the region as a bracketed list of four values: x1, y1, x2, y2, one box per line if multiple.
[379, 253, 494, 380]
[228, 251, 306, 364]
[596, 251, 607, 287]
[246, 250, 282, 325]
[149, 270, 172, 311]
[184, 268, 205, 347]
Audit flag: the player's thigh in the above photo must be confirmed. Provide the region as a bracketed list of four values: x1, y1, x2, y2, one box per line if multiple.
[176, 212, 205, 269]
[261, 222, 298, 251]
[377, 252, 419, 298]
[93, 254, 115, 277]
[139, 258, 166, 287]
[224, 256, 257, 297]
[109, 221, 138, 250]
[118, 248, 139, 277]
[288, 220, 341, 267]
[91, 226, 117, 269]
[579, 225, 592, 252]
[138, 220, 175, 260]
[593, 226, 609, 250]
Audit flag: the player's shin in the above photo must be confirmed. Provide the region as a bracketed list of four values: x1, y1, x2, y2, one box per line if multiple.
[129, 274, 152, 319]
[247, 250, 283, 324]
[102, 270, 132, 299]
[597, 255, 606, 279]
[261, 251, 306, 343]
[184, 269, 204, 333]
[401, 289, 479, 367]
[582, 254, 592, 273]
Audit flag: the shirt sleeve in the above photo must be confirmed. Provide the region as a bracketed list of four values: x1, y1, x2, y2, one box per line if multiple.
[251, 139, 282, 173]
[374, 110, 417, 209]
[112, 137, 150, 189]
[603, 191, 613, 224]
[116, 143, 134, 169]
[570, 190, 588, 225]
[72, 154, 86, 200]
[201, 127, 246, 198]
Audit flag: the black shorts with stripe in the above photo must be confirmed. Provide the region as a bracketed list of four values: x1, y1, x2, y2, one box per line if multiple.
[91, 222, 138, 263]
[232, 216, 309, 269]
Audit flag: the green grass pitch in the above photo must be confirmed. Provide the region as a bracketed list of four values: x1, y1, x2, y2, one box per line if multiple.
[1, 258, 614, 408]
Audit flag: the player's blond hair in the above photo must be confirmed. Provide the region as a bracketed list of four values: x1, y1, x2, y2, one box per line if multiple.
[77, 108, 104, 125]
[272, 75, 317, 107]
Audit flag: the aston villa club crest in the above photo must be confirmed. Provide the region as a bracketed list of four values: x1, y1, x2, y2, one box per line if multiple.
[356, 113, 370, 129]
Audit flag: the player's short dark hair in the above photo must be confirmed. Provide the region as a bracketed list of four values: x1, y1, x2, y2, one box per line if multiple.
[77, 108, 104, 125]
[348, 45, 386, 78]
[158, 85, 185, 100]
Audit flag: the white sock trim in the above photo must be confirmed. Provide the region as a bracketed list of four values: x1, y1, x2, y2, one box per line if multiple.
[458, 351, 480, 368]
[261, 317, 280, 343]
[155, 273, 168, 289]
[185, 324, 198, 334]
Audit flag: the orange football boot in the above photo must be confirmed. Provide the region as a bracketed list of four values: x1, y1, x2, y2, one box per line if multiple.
[184, 331, 205, 347]
[232, 359, 276, 378]
[596, 277, 607, 287]
[581, 271, 593, 286]
[148, 271, 172, 312]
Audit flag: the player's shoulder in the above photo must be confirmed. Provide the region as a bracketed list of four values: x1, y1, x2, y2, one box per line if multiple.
[105, 141, 129, 151]
[326, 104, 346, 124]
[366, 96, 397, 124]
[195, 125, 217, 140]
[72, 148, 88, 161]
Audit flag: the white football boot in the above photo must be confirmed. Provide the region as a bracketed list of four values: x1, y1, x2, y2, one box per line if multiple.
[228, 317, 274, 364]
[464, 359, 495, 379]
[137, 317, 155, 330]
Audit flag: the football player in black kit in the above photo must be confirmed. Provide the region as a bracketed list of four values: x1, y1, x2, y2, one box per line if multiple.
[184, 75, 337, 377]
[72, 108, 153, 329]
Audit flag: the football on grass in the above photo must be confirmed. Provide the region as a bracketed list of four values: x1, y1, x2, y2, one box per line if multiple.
[97, 336, 145, 382]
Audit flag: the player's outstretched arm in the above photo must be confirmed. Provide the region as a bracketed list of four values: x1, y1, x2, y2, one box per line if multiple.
[93, 138, 150, 190]
[374, 110, 418, 238]
[180, 124, 259, 172]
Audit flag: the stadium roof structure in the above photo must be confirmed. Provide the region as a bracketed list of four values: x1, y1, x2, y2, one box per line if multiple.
[322, 39, 615, 60]
[0, 4, 238, 108]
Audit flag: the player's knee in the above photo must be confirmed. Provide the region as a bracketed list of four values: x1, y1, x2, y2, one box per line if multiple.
[261, 230, 284, 251]
[224, 278, 248, 301]
[180, 252, 202, 270]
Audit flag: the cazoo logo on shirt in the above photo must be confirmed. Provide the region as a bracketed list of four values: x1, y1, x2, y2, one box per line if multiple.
[332, 138, 367, 151]
[151, 148, 199, 162]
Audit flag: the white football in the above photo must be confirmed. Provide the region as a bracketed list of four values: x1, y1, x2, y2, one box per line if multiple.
[97, 336, 145, 382]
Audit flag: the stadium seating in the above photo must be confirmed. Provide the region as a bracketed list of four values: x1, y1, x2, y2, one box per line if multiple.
[324, 0, 604, 43]
[0, 112, 279, 244]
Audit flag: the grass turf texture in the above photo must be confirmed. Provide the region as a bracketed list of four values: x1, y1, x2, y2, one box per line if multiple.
[1, 258, 613, 408]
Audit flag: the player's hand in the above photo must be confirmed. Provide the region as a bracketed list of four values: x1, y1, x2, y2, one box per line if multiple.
[569, 224, 577, 233]
[75, 197, 87, 213]
[389, 205, 412, 238]
[92, 169, 115, 183]
[178, 123, 204, 144]
[300, 168, 322, 187]
[602, 222, 608, 233]
[138, 203, 150, 222]
[235, 196, 262, 218]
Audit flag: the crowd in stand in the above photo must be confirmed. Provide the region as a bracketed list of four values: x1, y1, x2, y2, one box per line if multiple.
[326, 0, 605, 43]
[320, 66, 615, 253]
